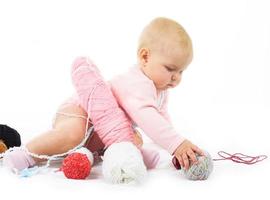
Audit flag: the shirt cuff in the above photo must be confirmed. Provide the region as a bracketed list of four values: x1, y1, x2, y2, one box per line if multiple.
[168, 136, 186, 155]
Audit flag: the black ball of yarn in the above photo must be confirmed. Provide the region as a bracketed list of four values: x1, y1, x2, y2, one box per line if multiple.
[0, 124, 21, 148]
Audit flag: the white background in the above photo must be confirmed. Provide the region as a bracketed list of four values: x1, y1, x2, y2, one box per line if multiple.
[0, 0, 269, 199]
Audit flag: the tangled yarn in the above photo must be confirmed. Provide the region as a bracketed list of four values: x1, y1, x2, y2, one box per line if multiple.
[183, 151, 213, 180]
[213, 151, 267, 164]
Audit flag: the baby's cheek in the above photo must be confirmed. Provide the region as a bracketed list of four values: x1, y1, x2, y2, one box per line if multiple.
[158, 76, 170, 86]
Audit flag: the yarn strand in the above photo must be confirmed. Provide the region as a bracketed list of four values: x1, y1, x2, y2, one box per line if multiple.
[0, 112, 93, 173]
[213, 151, 268, 165]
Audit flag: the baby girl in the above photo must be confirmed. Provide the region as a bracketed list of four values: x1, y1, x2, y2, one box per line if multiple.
[3, 17, 204, 182]
[110, 17, 204, 170]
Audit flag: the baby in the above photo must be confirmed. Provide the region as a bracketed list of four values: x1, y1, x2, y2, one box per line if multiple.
[3, 17, 203, 176]
[109, 17, 204, 170]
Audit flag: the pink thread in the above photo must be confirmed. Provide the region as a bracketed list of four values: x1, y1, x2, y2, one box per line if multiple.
[213, 151, 267, 165]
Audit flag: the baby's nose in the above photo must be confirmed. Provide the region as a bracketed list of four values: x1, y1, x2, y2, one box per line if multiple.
[171, 74, 177, 81]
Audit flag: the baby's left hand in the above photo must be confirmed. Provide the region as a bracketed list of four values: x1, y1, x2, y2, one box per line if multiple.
[173, 140, 204, 170]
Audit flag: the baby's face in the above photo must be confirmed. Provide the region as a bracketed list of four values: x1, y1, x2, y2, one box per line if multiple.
[140, 46, 192, 90]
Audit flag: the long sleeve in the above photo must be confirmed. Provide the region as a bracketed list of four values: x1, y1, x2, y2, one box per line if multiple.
[110, 67, 185, 155]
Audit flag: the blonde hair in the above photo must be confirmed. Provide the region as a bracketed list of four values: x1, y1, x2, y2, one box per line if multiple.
[137, 17, 193, 56]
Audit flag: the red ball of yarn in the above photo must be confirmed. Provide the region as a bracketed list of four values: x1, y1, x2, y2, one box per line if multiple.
[61, 152, 91, 179]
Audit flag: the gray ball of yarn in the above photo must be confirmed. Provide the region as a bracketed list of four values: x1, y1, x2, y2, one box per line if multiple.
[183, 151, 213, 180]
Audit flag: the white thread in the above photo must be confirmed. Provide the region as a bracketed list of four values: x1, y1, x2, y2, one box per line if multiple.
[56, 112, 88, 120]
[0, 112, 94, 169]
[1, 61, 100, 172]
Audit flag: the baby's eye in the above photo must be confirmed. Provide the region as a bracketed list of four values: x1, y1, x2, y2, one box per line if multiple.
[165, 66, 174, 72]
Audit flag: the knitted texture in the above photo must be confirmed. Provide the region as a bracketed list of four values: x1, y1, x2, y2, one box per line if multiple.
[71, 57, 134, 147]
[61, 147, 94, 179]
[184, 151, 213, 180]
[102, 142, 147, 184]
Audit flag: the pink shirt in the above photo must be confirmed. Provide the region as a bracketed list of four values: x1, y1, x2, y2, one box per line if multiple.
[109, 65, 185, 155]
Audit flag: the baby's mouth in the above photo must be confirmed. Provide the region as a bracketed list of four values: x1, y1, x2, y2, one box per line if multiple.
[167, 84, 174, 88]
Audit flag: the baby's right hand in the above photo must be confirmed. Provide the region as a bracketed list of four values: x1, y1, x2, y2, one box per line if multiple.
[173, 140, 204, 170]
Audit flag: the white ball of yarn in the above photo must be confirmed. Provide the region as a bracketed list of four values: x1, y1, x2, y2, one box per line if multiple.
[102, 142, 147, 184]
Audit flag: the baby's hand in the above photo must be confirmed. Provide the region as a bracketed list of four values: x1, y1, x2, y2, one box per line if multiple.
[173, 140, 204, 170]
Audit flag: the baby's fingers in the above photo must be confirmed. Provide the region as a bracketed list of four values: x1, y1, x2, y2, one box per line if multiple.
[175, 156, 184, 169]
[192, 145, 204, 156]
[187, 150, 198, 165]
[182, 153, 190, 170]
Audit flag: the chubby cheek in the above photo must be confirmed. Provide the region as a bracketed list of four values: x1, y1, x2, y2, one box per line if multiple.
[154, 73, 171, 88]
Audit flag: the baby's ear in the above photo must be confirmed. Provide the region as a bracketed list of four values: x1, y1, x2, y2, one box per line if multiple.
[138, 48, 150, 65]
[0, 139, 8, 153]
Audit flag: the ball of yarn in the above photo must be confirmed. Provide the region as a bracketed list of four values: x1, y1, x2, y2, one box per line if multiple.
[61, 148, 93, 179]
[102, 142, 147, 184]
[183, 151, 213, 180]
